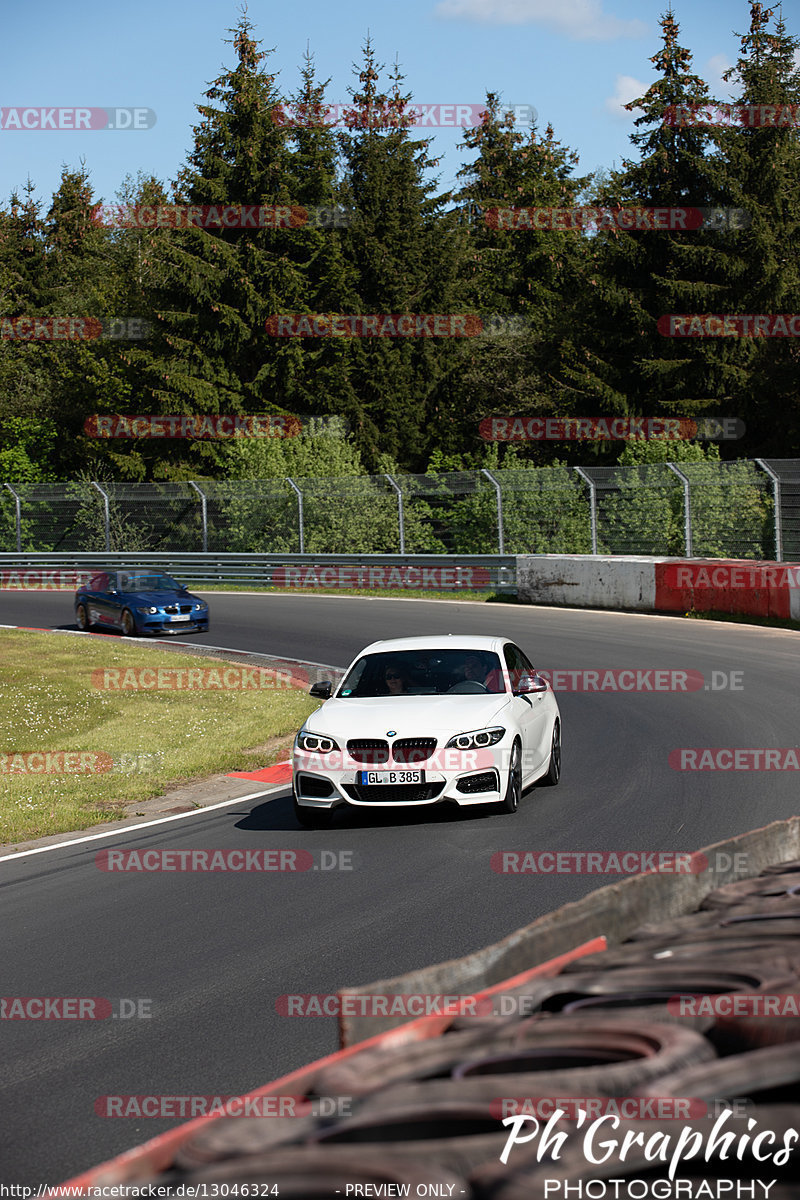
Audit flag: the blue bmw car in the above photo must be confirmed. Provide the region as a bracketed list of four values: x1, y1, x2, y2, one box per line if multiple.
[75, 570, 210, 637]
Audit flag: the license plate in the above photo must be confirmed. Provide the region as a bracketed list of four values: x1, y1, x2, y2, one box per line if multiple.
[170, 614, 191, 621]
[358, 770, 424, 785]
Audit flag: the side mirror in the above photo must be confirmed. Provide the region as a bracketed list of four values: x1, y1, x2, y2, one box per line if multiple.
[310, 680, 333, 700]
[514, 672, 548, 695]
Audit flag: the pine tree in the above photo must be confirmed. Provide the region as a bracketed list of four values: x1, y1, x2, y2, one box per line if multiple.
[558, 8, 746, 448]
[124, 14, 305, 478]
[453, 94, 588, 457]
[335, 40, 470, 468]
[716, 2, 800, 452]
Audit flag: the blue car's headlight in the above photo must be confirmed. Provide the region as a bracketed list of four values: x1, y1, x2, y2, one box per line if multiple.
[137, 606, 159, 615]
[296, 731, 340, 753]
[446, 727, 505, 750]
[193, 603, 208, 612]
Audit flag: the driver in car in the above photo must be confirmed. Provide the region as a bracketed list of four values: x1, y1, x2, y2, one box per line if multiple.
[454, 653, 503, 692]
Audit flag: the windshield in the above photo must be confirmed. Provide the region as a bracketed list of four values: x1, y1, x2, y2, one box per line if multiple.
[337, 649, 506, 697]
[119, 572, 183, 593]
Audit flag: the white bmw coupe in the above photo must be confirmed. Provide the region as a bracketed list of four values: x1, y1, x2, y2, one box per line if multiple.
[292, 635, 561, 827]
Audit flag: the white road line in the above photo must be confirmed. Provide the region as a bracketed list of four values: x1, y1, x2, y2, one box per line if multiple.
[0, 785, 289, 865]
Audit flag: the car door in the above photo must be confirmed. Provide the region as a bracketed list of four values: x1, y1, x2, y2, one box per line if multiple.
[85, 572, 114, 628]
[504, 643, 550, 782]
[102, 571, 126, 629]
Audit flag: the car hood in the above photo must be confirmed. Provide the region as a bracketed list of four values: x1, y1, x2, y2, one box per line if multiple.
[125, 591, 203, 605]
[304, 694, 512, 739]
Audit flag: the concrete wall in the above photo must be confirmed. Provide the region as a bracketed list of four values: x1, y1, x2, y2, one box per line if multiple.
[516, 554, 800, 619]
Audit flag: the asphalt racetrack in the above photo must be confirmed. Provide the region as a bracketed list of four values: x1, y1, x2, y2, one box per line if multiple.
[1, 591, 799, 1184]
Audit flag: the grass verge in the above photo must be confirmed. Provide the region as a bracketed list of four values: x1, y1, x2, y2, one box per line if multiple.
[0, 630, 317, 845]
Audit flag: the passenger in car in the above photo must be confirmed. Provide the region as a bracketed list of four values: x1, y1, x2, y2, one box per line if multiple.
[383, 665, 409, 694]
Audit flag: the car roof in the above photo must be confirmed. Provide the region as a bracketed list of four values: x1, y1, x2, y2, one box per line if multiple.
[355, 635, 512, 656]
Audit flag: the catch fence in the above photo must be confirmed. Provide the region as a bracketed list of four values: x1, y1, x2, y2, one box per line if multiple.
[2, 459, 797, 560]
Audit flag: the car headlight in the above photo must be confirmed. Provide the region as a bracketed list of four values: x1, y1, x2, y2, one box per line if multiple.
[137, 606, 159, 615]
[445, 727, 505, 750]
[296, 731, 340, 753]
[193, 603, 208, 611]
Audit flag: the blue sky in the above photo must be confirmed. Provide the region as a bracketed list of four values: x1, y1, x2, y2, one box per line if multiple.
[0, 0, 774, 211]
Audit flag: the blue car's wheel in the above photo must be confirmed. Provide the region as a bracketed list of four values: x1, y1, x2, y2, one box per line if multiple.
[121, 609, 137, 636]
[75, 603, 91, 632]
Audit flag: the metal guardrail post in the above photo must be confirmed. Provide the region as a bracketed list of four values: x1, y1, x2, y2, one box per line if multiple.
[188, 482, 208, 553]
[574, 467, 597, 554]
[481, 468, 504, 554]
[755, 459, 782, 562]
[666, 463, 692, 558]
[3, 484, 22, 554]
[286, 478, 304, 554]
[384, 474, 405, 554]
[91, 482, 111, 553]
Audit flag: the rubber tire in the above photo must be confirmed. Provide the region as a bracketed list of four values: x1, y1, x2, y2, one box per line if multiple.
[700, 872, 800, 910]
[175, 1112, 318, 1170]
[364, 1019, 715, 1111]
[560, 937, 800, 973]
[636, 1043, 800, 1104]
[75, 604, 91, 631]
[311, 1102, 512, 1175]
[540, 719, 561, 786]
[500, 741, 521, 814]
[293, 793, 334, 830]
[121, 609, 137, 636]
[628, 898, 800, 942]
[316, 1017, 712, 1102]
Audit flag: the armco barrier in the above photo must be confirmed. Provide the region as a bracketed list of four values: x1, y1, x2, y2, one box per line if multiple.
[0, 553, 516, 593]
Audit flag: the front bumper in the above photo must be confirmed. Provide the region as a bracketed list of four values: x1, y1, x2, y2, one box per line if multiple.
[292, 747, 506, 808]
[139, 617, 209, 635]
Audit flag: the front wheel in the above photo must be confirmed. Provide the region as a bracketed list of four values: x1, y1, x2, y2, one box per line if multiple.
[75, 604, 91, 632]
[293, 793, 334, 829]
[120, 609, 137, 637]
[541, 719, 561, 786]
[500, 741, 521, 814]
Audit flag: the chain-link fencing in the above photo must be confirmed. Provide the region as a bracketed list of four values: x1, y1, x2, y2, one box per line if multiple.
[1, 460, 795, 559]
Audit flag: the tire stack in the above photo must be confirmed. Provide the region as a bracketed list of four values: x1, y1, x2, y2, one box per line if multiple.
[144, 861, 800, 1196]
